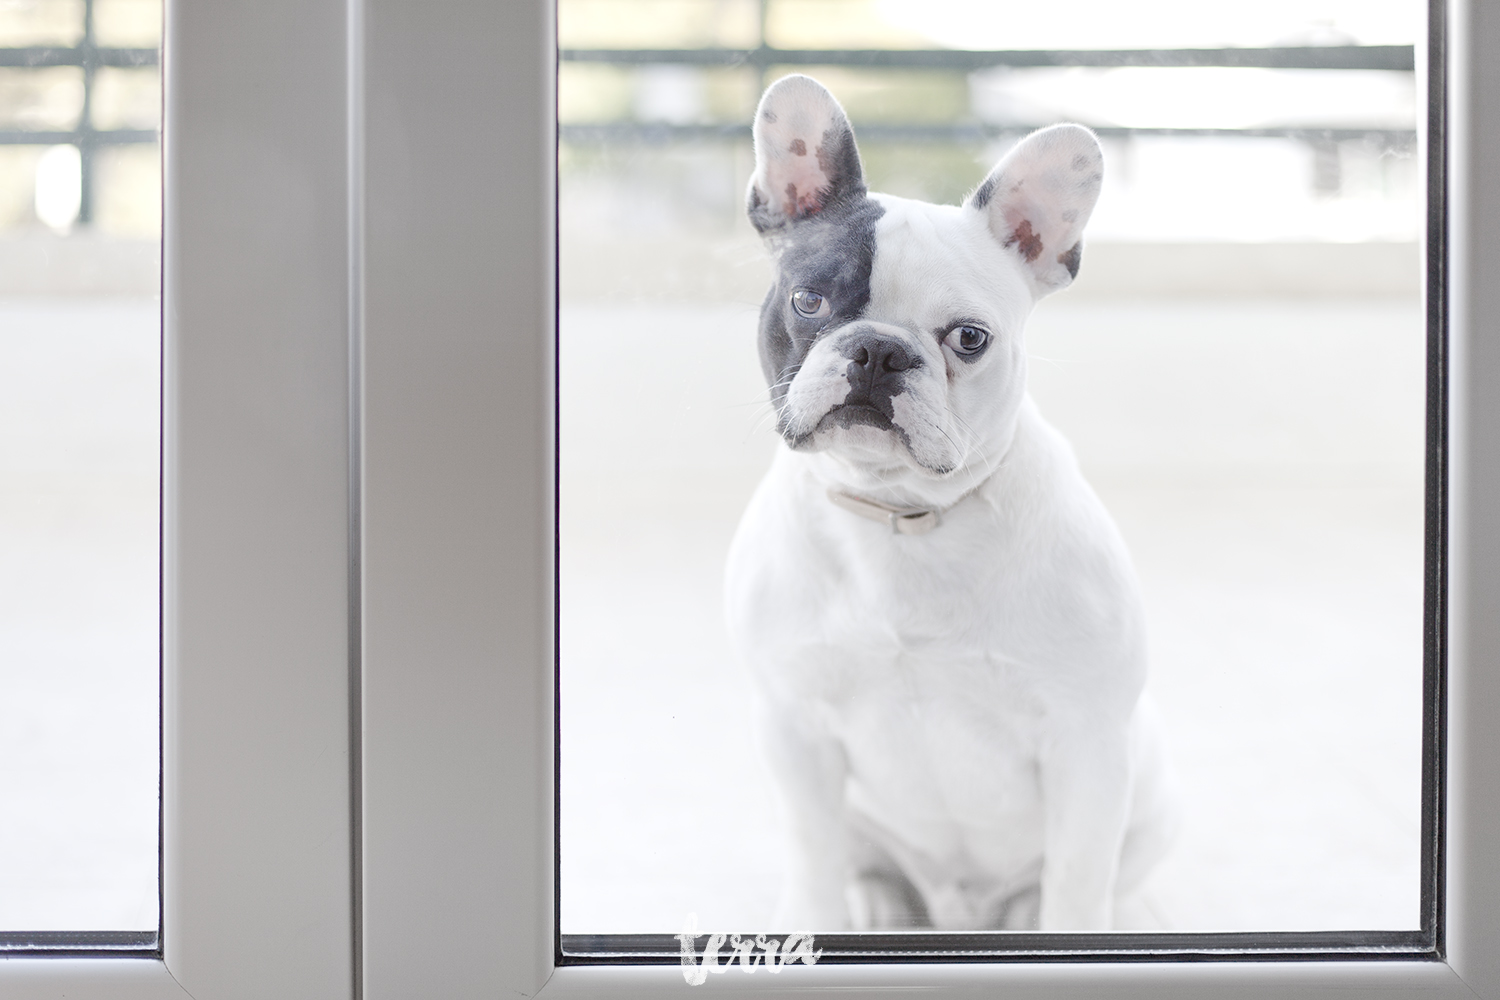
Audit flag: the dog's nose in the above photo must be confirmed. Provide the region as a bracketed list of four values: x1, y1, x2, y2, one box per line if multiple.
[849, 338, 917, 376]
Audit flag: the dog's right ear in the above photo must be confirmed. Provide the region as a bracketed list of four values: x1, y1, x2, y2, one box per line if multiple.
[967, 124, 1103, 294]
[746, 75, 866, 235]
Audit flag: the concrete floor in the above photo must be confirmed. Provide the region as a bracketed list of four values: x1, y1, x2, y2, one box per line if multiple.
[0, 298, 159, 932]
[559, 296, 1425, 934]
[0, 294, 1426, 937]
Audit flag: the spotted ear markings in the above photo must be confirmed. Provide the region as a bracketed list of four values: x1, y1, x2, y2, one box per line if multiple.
[1058, 241, 1082, 279]
[747, 75, 867, 233]
[968, 124, 1103, 293]
[780, 138, 814, 216]
[1005, 220, 1045, 263]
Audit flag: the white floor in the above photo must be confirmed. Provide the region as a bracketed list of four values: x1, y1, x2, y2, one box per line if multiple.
[0, 298, 160, 931]
[0, 294, 1425, 937]
[559, 296, 1426, 934]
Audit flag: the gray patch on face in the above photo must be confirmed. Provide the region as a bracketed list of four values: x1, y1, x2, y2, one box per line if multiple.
[762, 109, 778, 123]
[1071, 153, 1090, 171]
[756, 197, 886, 431]
[1058, 241, 1082, 279]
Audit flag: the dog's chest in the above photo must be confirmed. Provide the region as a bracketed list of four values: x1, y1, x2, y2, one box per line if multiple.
[804, 579, 1050, 879]
[727, 430, 1141, 881]
[753, 500, 1054, 866]
[771, 491, 1052, 693]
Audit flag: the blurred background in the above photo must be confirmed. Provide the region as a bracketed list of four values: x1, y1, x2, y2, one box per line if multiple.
[559, 0, 1427, 935]
[0, 0, 1428, 944]
[0, 0, 160, 938]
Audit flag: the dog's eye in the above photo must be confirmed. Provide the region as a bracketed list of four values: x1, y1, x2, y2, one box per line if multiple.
[791, 289, 830, 319]
[944, 325, 990, 357]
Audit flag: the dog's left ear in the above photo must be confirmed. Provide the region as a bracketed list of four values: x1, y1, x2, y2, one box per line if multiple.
[746, 75, 866, 234]
[967, 124, 1103, 294]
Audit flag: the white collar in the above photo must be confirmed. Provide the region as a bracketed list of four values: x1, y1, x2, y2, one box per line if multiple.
[826, 469, 994, 535]
[826, 489, 941, 535]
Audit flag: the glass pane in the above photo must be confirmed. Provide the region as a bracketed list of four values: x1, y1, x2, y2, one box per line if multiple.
[559, 0, 1425, 946]
[0, 0, 160, 945]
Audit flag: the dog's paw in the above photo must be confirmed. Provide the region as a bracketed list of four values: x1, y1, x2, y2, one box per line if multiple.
[988, 882, 1041, 931]
[847, 868, 931, 929]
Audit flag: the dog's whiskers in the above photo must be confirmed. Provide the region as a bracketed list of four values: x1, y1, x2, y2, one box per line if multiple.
[948, 411, 998, 485]
[746, 400, 788, 440]
[1026, 352, 1076, 373]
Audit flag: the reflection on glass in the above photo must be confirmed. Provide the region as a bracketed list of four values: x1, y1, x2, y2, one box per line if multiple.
[559, 0, 1423, 938]
[0, 0, 160, 938]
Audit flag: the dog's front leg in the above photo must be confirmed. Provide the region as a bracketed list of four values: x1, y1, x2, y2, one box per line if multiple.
[756, 698, 853, 931]
[1037, 719, 1133, 930]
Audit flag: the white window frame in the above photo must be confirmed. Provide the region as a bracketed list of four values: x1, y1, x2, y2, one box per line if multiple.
[1, 0, 1497, 996]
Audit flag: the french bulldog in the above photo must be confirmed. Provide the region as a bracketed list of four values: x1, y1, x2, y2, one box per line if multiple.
[724, 75, 1178, 932]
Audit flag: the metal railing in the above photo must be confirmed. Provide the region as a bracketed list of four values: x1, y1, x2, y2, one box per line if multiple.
[561, 44, 1414, 70]
[0, 0, 159, 225]
[558, 43, 1417, 148]
[1, 2, 1417, 223]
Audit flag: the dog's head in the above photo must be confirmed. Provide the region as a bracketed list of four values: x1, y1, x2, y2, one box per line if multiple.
[747, 75, 1102, 489]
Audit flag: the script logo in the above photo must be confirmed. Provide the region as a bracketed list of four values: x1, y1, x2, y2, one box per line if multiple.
[675, 913, 822, 985]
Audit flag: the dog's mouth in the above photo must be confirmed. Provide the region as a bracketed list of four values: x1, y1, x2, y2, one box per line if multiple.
[788, 397, 958, 477]
[814, 402, 894, 435]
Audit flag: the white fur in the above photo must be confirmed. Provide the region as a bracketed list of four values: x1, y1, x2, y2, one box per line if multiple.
[727, 91, 1178, 932]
